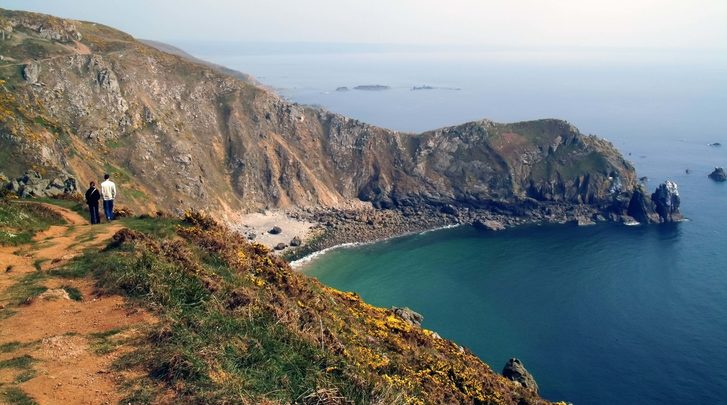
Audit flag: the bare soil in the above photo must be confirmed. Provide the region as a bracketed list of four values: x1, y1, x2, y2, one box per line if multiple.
[0, 203, 154, 405]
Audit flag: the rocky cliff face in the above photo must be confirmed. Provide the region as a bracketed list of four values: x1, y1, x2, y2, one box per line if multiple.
[0, 8, 637, 217]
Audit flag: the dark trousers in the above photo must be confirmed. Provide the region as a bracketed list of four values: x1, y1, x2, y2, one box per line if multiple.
[88, 203, 100, 224]
[103, 199, 114, 221]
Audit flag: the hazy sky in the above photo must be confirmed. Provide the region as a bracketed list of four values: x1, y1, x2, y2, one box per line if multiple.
[2, 0, 726, 49]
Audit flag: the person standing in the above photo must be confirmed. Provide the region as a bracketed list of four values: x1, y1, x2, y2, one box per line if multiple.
[84, 181, 101, 224]
[100, 173, 117, 221]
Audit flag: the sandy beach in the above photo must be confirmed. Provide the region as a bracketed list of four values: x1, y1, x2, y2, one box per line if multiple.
[232, 210, 318, 253]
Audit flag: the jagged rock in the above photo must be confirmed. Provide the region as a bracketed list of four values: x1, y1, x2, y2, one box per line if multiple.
[708, 167, 726, 182]
[473, 219, 505, 231]
[627, 185, 655, 224]
[22, 62, 40, 84]
[575, 216, 595, 226]
[274, 243, 286, 250]
[7, 171, 78, 199]
[391, 307, 423, 327]
[502, 358, 539, 393]
[269, 226, 282, 235]
[290, 236, 302, 247]
[651, 180, 682, 223]
[440, 204, 459, 216]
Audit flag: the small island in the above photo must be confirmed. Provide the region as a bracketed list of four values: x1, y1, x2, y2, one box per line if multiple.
[353, 84, 390, 91]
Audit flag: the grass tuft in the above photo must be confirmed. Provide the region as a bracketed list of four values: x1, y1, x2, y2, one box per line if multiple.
[61, 285, 83, 301]
[1, 387, 37, 405]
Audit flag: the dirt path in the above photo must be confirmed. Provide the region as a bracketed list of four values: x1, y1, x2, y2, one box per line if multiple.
[0, 203, 153, 405]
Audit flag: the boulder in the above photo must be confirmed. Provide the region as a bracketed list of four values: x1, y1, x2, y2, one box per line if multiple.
[391, 307, 423, 327]
[269, 226, 282, 235]
[708, 167, 726, 182]
[290, 236, 302, 247]
[440, 204, 459, 216]
[502, 358, 539, 393]
[274, 243, 287, 250]
[22, 62, 41, 84]
[575, 216, 595, 226]
[651, 180, 682, 223]
[473, 219, 505, 231]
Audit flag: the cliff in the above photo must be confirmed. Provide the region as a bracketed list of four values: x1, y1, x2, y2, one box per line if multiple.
[0, 8, 637, 218]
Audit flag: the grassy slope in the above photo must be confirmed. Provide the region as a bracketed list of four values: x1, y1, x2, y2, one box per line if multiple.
[54, 213, 547, 404]
[0, 200, 66, 246]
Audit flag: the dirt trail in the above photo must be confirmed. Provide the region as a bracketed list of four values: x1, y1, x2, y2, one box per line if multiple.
[0, 203, 153, 405]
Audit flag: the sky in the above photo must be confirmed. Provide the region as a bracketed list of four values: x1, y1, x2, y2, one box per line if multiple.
[1, 0, 726, 49]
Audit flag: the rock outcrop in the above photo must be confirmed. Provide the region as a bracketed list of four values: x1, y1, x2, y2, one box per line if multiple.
[502, 358, 539, 393]
[651, 180, 682, 223]
[708, 167, 726, 182]
[473, 218, 505, 231]
[391, 306, 424, 327]
[3, 170, 78, 199]
[22, 62, 40, 84]
[627, 185, 657, 224]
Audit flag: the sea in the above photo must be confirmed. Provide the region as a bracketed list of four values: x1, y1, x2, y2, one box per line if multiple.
[182, 42, 727, 404]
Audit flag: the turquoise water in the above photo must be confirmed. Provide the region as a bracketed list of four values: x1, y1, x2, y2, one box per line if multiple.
[186, 44, 727, 403]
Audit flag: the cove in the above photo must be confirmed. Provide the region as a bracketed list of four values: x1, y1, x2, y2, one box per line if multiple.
[304, 220, 727, 404]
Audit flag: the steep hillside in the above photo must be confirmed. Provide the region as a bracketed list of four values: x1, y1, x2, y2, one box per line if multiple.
[0, 200, 553, 404]
[0, 8, 636, 218]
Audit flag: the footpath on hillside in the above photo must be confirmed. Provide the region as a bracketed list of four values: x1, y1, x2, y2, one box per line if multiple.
[0, 202, 153, 405]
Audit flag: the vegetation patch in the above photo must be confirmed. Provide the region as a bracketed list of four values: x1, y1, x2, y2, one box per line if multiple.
[0, 342, 24, 353]
[61, 285, 83, 301]
[58, 213, 542, 404]
[0, 200, 66, 246]
[3, 271, 48, 306]
[0, 387, 37, 405]
[0, 355, 35, 370]
[90, 328, 126, 355]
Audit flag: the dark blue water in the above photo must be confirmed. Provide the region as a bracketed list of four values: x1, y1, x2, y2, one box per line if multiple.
[187, 44, 727, 404]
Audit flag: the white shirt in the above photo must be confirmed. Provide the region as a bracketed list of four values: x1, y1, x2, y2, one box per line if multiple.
[101, 179, 117, 201]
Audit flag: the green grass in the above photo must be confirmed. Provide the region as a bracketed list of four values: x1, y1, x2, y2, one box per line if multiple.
[0, 355, 35, 370]
[118, 216, 178, 239]
[15, 369, 37, 383]
[0, 200, 66, 246]
[0, 387, 37, 405]
[61, 285, 82, 301]
[33, 197, 86, 216]
[0, 342, 23, 353]
[89, 328, 125, 355]
[32, 259, 48, 272]
[2, 272, 48, 306]
[59, 225, 370, 404]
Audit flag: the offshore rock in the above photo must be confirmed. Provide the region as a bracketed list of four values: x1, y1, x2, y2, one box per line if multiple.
[502, 358, 539, 393]
[627, 185, 656, 224]
[391, 307, 423, 327]
[651, 180, 682, 223]
[708, 167, 727, 182]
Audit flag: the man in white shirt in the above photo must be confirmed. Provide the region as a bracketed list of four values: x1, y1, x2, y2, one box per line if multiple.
[100, 173, 117, 221]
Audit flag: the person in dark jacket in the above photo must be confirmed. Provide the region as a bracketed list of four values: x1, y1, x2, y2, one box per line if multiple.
[85, 181, 101, 224]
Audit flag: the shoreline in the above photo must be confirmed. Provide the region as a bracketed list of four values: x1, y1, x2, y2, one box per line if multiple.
[289, 223, 463, 270]
[282, 201, 610, 268]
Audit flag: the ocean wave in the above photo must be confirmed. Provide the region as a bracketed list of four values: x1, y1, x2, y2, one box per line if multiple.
[291, 223, 463, 269]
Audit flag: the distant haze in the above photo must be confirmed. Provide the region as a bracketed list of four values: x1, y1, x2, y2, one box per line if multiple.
[2, 0, 726, 49]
